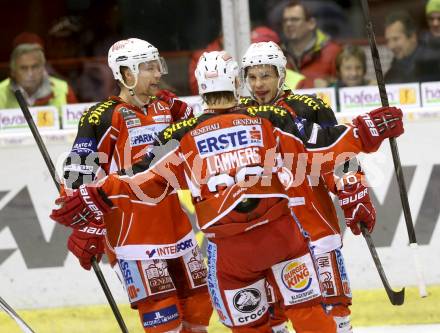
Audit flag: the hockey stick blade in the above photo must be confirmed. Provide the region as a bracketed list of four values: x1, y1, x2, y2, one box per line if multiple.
[0, 296, 36, 333]
[13, 90, 129, 333]
[361, 224, 405, 305]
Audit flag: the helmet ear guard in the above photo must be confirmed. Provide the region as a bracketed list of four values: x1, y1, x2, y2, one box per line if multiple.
[195, 51, 240, 97]
[107, 38, 167, 89]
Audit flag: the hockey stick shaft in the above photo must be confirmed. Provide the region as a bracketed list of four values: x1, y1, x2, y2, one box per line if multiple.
[14, 90, 129, 333]
[0, 296, 35, 333]
[360, 0, 427, 297]
[360, 0, 414, 242]
[360, 224, 405, 305]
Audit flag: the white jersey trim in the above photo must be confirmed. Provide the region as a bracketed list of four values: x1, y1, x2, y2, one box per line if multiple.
[115, 230, 197, 260]
[288, 196, 305, 207]
[97, 126, 112, 149]
[200, 192, 290, 231]
[310, 234, 342, 255]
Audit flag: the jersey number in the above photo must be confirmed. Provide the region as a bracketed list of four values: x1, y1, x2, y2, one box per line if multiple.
[207, 166, 264, 192]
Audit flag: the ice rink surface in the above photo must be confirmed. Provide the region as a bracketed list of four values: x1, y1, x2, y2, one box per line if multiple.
[356, 324, 440, 332]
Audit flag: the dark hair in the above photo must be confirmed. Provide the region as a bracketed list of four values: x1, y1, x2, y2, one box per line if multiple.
[384, 10, 417, 37]
[202, 91, 235, 105]
[336, 45, 367, 75]
[283, 0, 313, 21]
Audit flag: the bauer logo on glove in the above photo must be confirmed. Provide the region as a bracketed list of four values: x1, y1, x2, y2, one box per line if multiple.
[50, 184, 112, 229]
[79, 185, 106, 220]
[336, 171, 376, 235]
[68, 226, 106, 270]
[338, 187, 368, 206]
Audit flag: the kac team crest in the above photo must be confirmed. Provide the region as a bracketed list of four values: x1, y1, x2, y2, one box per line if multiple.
[281, 261, 312, 292]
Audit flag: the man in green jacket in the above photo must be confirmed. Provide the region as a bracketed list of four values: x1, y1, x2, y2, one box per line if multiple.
[0, 38, 77, 111]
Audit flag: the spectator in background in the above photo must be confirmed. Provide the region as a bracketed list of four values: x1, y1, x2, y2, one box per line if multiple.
[284, 65, 306, 90]
[280, 0, 341, 88]
[423, 0, 440, 41]
[384, 11, 420, 83]
[0, 32, 77, 110]
[419, 0, 440, 82]
[251, 25, 281, 45]
[384, 10, 440, 83]
[187, 25, 280, 95]
[266, 0, 349, 39]
[332, 45, 374, 111]
[334, 45, 372, 89]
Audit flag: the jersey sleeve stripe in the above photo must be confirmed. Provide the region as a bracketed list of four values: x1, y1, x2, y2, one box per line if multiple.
[97, 126, 112, 149]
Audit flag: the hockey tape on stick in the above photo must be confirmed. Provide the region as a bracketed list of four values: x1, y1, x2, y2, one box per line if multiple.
[410, 243, 428, 297]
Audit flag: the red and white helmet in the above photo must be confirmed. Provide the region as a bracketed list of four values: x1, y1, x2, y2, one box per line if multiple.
[241, 41, 287, 81]
[107, 38, 167, 87]
[195, 51, 239, 96]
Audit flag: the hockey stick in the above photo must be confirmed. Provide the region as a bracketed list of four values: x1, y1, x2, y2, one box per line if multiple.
[360, 0, 427, 298]
[14, 90, 129, 333]
[360, 224, 405, 305]
[0, 296, 35, 333]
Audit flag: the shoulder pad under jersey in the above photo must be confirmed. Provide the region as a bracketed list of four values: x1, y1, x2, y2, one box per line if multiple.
[159, 117, 200, 142]
[244, 104, 299, 136]
[238, 97, 255, 106]
[283, 92, 337, 127]
[284, 93, 330, 114]
[245, 104, 290, 118]
[79, 98, 120, 127]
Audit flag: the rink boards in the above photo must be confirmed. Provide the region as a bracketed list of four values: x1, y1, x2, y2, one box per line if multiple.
[0, 107, 439, 309]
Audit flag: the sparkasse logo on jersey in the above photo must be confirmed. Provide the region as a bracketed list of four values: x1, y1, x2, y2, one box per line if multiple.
[119, 259, 141, 301]
[195, 125, 263, 158]
[129, 124, 167, 147]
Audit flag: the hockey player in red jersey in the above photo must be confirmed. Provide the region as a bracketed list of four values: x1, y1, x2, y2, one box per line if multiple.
[61, 38, 212, 333]
[239, 41, 376, 332]
[51, 51, 403, 333]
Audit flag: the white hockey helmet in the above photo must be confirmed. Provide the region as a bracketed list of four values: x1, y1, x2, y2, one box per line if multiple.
[241, 41, 287, 81]
[107, 38, 167, 84]
[195, 51, 239, 96]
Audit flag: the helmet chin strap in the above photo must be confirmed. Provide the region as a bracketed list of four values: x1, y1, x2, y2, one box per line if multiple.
[270, 76, 285, 104]
[129, 88, 149, 107]
[121, 74, 149, 107]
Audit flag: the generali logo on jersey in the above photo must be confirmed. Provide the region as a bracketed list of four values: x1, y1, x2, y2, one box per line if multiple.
[195, 125, 263, 158]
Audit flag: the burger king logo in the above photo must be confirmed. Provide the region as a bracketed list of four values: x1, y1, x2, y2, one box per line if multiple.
[281, 261, 312, 292]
